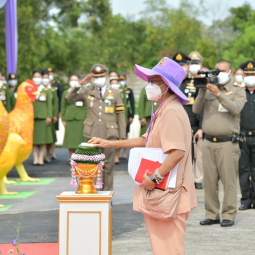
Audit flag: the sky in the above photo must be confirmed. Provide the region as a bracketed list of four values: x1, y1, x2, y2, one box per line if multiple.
[111, 0, 255, 25]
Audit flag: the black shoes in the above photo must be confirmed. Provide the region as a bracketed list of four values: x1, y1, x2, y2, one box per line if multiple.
[221, 220, 234, 227]
[239, 204, 252, 210]
[200, 218, 220, 225]
[195, 183, 204, 189]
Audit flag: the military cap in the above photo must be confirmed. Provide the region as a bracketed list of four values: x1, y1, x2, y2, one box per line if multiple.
[119, 74, 127, 80]
[46, 67, 54, 72]
[8, 73, 17, 80]
[91, 64, 108, 77]
[189, 51, 203, 64]
[240, 61, 255, 74]
[172, 52, 191, 65]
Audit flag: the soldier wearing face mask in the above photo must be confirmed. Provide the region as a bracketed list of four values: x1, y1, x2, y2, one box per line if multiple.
[193, 60, 246, 227]
[109, 76, 128, 164]
[8, 73, 18, 93]
[238, 61, 255, 210]
[66, 64, 126, 191]
[32, 70, 53, 166]
[0, 69, 16, 112]
[176, 51, 205, 190]
[41, 70, 59, 162]
[234, 68, 245, 88]
[61, 74, 88, 157]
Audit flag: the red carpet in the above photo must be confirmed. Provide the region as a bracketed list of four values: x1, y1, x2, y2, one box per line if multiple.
[0, 243, 58, 254]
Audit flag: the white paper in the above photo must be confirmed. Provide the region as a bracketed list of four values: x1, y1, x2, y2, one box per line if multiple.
[128, 147, 178, 188]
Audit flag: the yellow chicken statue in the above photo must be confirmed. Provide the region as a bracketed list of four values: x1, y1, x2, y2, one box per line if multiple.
[0, 80, 40, 195]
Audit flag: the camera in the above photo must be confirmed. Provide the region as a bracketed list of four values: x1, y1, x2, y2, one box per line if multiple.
[193, 68, 220, 88]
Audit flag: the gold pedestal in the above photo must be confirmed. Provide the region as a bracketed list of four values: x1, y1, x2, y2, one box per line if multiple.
[75, 164, 98, 194]
[76, 177, 97, 194]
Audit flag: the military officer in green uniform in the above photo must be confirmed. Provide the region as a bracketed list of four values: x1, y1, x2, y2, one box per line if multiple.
[41, 70, 59, 162]
[0, 70, 16, 113]
[62, 74, 88, 157]
[119, 74, 135, 158]
[239, 61, 255, 210]
[32, 70, 53, 165]
[138, 86, 157, 136]
[46, 67, 62, 159]
[66, 64, 126, 191]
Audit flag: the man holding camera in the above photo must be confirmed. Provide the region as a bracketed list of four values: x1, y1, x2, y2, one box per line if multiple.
[193, 60, 246, 227]
[239, 60, 255, 210]
[172, 52, 204, 189]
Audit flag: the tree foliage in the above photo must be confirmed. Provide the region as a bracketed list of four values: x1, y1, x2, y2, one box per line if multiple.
[0, 0, 255, 82]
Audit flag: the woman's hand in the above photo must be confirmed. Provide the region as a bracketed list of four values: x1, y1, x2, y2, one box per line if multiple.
[62, 121, 66, 128]
[88, 137, 115, 148]
[141, 170, 155, 191]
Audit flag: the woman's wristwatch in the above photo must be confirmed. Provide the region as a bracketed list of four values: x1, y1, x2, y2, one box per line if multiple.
[149, 174, 157, 184]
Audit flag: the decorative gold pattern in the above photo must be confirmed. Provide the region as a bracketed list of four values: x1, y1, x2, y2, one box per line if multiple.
[213, 138, 217, 142]
[176, 53, 182, 61]
[160, 59, 165, 65]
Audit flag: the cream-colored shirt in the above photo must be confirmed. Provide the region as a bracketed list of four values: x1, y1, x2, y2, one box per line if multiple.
[133, 94, 197, 214]
[192, 80, 246, 136]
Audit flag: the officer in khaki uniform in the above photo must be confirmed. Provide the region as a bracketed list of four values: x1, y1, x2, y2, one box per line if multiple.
[66, 64, 126, 191]
[193, 60, 246, 227]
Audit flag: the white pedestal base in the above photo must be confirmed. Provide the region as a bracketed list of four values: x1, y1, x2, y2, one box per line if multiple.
[56, 191, 114, 255]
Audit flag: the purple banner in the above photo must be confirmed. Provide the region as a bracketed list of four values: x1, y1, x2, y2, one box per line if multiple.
[5, 0, 17, 75]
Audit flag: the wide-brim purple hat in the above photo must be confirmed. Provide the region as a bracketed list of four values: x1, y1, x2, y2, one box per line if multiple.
[134, 57, 189, 104]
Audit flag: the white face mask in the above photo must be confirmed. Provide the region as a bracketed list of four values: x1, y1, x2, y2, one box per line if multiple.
[119, 80, 126, 86]
[9, 80, 17, 86]
[189, 64, 201, 74]
[33, 78, 42, 86]
[235, 75, 243, 83]
[69, 81, 78, 88]
[244, 76, 255, 88]
[49, 75, 54, 81]
[217, 70, 231, 85]
[145, 82, 166, 101]
[94, 77, 106, 88]
[42, 78, 50, 86]
[2, 80, 6, 84]
[111, 84, 120, 90]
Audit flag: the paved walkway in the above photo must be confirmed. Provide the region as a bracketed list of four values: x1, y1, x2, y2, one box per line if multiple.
[1, 148, 255, 254]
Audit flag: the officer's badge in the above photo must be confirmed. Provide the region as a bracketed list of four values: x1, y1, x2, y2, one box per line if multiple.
[248, 62, 253, 69]
[95, 66, 102, 72]
[192, 53, 198, 59]
[176, 54, 182, 61]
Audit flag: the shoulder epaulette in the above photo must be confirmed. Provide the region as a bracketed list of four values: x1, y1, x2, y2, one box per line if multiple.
[115, 103, 125, 113]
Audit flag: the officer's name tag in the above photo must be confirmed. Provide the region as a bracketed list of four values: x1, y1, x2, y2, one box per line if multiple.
[0, 95, 6, 100]
[76, 101, 83, 106]
[39, 95, 46, 101]
[105, 106, 114, 114]
[218, 104, 229, 112]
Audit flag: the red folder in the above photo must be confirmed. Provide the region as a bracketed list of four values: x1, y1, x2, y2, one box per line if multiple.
[135, 158, 170, 190]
